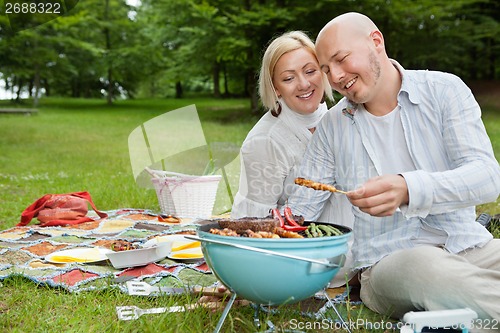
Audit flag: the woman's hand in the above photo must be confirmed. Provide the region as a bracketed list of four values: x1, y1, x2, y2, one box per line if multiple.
[346, 174, 409, 217]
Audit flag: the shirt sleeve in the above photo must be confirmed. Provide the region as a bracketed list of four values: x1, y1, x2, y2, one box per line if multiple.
[401, 74, 500, 218]
[230, 134, 289, 218]
[288, 118, 337, 221]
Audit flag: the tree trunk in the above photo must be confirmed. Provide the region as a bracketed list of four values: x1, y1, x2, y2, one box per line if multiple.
[223, 62, 229, 97]
[43, 79, 50, 97]
[470, 47, 478, 80]
[72, 78, 78, 97]
[149, 76, 157, 97]
[104, 0, 113, 105]
[213, 61, 221, 98]
[107, 67, 113, 104]
[243, 0, 259, 112]
[175, 81, 183, 98]
[15, 78, 23, 102]
[28, 80, 33, 98]
[31, 37, 39, 104]
[10, 77, 15, 100]
[487, 37, 495, 80]
[248, 68, 259, 114]
[33, 63, 41, 108]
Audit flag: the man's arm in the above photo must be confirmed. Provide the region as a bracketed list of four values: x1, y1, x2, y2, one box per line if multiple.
[288, 116, 336, 220]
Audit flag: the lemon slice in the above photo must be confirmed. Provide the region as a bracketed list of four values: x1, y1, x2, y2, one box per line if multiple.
[45, 248, 110, 264]
[49, 255, 95, 263]
[170, 253, 203, 259]
[172, 241, 200, 252]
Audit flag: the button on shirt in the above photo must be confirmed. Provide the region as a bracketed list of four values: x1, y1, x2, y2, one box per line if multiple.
[288, 61, 500, 269]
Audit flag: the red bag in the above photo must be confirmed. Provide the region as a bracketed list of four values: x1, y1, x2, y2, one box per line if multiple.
[18, 192, 108, 227]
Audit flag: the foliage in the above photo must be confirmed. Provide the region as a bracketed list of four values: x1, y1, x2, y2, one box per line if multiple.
[0, 0, 146, 101]
[381, 0, 500, 79]
[0, 0, 498, 105]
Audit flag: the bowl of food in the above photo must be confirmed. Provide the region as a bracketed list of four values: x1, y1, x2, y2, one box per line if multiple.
[105, 240, 172, 269]
[191, 216, 351, 305]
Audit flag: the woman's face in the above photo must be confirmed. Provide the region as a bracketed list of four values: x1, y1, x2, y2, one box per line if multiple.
[272, 48, 324, 115]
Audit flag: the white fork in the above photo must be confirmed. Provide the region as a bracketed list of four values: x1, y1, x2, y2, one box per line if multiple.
[126, 280, 228, 297]
[126, 281, 186, 296]
[116, 302, 220, 321]
[116, 305, 186, 321]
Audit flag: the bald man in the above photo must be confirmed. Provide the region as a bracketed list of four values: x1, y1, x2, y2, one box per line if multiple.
[288, 12, 500, 330]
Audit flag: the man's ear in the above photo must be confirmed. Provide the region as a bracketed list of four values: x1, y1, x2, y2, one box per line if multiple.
[370, 30, 384, 50]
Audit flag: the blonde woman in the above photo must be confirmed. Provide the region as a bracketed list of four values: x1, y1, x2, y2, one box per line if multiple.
[231, 31, 331, 218]
[231, 31, 354, 287]
[232, 30, 353, 226]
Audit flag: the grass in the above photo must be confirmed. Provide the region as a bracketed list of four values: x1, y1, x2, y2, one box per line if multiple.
[0, 95, 499, 332]
[0, 97, 253, 227]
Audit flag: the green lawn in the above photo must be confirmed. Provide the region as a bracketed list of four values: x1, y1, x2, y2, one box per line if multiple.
[0, 95, 499, 332]
[0, 97, 254, 230]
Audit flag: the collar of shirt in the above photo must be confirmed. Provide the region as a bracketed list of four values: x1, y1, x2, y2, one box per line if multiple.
[391, 59, 422, 105]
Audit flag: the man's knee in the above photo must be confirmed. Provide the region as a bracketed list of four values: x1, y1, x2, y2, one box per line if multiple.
[377, 246, 446, 276]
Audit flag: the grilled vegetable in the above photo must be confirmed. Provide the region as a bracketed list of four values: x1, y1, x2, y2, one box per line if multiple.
[308, 223, 319, 237]
[271, 208, 285, 228]
[270, 207, 307, 231]
[274, 227, 303, 238]
[306, 223, 343, 238]
[318, 224, 333, 236]
[284, 207, 301, 226]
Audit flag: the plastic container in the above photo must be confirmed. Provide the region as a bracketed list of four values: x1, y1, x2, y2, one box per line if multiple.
[105, 242, 172, 269]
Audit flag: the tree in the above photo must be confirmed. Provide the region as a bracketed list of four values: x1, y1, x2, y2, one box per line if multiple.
[0, 0, 498, 104]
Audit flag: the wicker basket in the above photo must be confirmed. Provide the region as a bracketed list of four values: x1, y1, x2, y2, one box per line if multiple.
[151, 173, 221, 218]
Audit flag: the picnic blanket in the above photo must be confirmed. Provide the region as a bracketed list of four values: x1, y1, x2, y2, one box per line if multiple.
[0, 207, 362, 329]
[0, 208, 218, 293]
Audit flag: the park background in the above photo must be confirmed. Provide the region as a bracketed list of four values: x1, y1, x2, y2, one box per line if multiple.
[0, 0, 498, 107]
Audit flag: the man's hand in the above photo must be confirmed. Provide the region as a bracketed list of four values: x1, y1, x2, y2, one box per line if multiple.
[346, 175, 409, 217]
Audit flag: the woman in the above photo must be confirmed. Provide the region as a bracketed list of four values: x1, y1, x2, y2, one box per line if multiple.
[231, 31, 337, 219]
[230, 31, 355, 288]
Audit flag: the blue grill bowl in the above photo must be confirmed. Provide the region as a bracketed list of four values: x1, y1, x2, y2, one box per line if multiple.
[196, 222, 351, 305]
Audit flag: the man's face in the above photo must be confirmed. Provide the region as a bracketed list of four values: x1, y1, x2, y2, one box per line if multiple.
[316, 27, 381, 104]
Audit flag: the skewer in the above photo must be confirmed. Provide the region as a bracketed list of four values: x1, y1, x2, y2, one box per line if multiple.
[294, 178, 348, 194]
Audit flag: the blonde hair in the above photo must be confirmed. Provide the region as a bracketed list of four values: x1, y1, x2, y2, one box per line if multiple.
[258, 31, 333, 111]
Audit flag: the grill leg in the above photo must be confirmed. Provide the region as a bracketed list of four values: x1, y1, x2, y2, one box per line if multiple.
[253, 304, 261, 328]
[213, 292, 238, 333]
[321, 289, 352, 333]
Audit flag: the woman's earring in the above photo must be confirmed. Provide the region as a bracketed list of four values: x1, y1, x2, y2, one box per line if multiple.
[271, 100, 282, 117]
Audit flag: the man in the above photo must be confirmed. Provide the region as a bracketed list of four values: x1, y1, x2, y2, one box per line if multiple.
[288, 12, 500, 329]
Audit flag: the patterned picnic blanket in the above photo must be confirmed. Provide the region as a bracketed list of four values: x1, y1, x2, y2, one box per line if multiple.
[0, 209, 218, 293]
